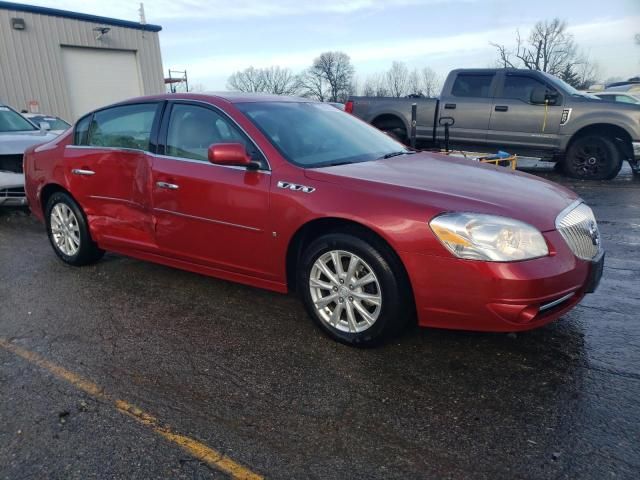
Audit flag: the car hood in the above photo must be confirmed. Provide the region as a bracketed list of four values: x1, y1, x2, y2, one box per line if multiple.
[304, 153, 578, 232]
[0, 171, 24, 189]
[0, 130, 58, 155]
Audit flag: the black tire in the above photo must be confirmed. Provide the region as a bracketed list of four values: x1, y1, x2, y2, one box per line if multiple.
[45, 191, 104, 266]
[298, 231, 412, 346]
[382, 128, 408, 145]
[563, 135, 623, 180]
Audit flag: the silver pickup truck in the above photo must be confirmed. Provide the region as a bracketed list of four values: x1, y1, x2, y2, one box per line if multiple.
[347, 68, 640, 180]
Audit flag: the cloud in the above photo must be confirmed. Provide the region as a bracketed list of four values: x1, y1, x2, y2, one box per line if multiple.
[26, 0, 464, 21]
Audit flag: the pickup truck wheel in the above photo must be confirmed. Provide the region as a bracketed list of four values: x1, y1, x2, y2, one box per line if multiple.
[564, 135, 623, 180]
[299, 233, 410, 346]
[383, 128, 408, 145]
[45, 192, 104, 266]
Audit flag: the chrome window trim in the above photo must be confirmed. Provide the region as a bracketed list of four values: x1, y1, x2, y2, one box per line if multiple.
[66, 145, 147, 154]
[152, 153, 271, 174]
[153, 207, 262, 232]
[164, 98, 272, 171]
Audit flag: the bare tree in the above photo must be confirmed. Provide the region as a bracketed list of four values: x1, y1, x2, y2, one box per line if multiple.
[298, 68, 330, 102]
[363, 73, 389, 97]
[407, 69, 422, 96]
[491, 18, 582, 76]
[301, 51, 354, 102]
[386, 61, 409, 97]
[262, 66, 300, 95]
[227, 66, 266, 92]
[420, 67, 441, 97]
[227, 66, 299, 95]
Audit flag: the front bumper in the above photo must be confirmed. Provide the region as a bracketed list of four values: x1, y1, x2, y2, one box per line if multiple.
[402, 230, 603, 332]
[633, 141, 640, 160]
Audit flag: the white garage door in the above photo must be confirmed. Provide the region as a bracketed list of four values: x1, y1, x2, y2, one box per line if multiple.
[62, 47, 143, 120]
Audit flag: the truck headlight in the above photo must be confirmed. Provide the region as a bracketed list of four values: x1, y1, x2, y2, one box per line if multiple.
[429, 213, 549, 261]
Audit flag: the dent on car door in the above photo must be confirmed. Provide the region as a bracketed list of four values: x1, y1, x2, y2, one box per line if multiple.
[488, 74, 563, 149]
[439, 73, 496, 145]
[151, 102, 274, 279]
[65, 103, 160, 248]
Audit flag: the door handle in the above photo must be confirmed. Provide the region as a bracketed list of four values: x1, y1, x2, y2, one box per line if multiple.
[156, 181, 179, 190]
[71, 168, 95, 176]
[494, 105, 509, 112]
[444, 103, 456, 110]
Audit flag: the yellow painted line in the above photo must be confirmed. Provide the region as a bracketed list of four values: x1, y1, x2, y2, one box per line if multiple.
[0, 337, 263, 480]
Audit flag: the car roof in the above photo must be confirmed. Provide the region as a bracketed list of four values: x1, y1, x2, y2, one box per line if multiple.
[115, 92, 316, 106]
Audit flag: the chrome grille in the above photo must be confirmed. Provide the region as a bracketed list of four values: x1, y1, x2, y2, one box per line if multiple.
[555, 202, 600, 260]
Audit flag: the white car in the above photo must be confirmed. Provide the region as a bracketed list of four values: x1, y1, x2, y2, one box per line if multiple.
[22, 113, 71, 135]
[1, 104, 58, 206]
[594, 91, 640, 105]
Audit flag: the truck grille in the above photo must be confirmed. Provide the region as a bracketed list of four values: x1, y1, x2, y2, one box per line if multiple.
[555, 202, 600, 260]
[0, 154, 24, 173]
[0, 186, 25, 198]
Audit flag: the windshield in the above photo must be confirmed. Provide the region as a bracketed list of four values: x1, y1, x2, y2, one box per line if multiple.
[29, 115, 70, 130]
[236, 102, 409, 168]
[0, 106, 37, 132]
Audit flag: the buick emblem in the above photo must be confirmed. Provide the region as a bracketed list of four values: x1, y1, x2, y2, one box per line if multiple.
[588, 221, 600, 246]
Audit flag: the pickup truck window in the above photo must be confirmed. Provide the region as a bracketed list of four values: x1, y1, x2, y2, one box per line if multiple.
[451, 74, 494, 98]
[502, 75, 549, 102]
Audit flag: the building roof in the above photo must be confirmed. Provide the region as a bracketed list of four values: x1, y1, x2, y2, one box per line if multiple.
[0, 1, 162, 32]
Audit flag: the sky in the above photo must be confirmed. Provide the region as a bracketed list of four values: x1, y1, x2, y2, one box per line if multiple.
[26, 0, 640, 90]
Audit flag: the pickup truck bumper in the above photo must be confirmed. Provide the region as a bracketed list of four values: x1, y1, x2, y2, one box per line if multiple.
[632, 142, 640, 160]
[400, 230, 602, 332]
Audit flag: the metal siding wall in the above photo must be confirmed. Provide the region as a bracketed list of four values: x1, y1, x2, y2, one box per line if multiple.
[0, 8, 163, 121]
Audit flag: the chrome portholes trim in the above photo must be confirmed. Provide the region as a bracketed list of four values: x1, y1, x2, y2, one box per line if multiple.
[153, 208, 262, 232]
[277, 181, 315, 193]
[309, 250, 382, 334]
[50, 203, 81, 256]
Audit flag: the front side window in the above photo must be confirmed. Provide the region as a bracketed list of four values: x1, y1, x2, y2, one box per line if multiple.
[165, 104, 256, 163]
[0, 105, 37, 132]
[236, 102, 409, 168]
[451, 74, 495, 98]
[502, 75, 550, 102]
[88, 103, 158, 150]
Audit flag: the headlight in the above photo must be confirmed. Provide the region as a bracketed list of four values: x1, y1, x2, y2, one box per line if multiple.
[429, 213, 549, 261]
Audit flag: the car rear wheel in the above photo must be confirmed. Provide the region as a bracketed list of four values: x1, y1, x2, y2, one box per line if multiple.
[45, 192, 104, 266]
[299, 232, 411, 346]
[563, 135, 622, 180]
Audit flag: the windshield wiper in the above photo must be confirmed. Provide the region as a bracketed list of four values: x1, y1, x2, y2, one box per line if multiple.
[312, 160, 355, 168]
[380, 150, 416, 159]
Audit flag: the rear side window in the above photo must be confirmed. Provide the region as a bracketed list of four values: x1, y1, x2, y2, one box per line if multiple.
[502, 75, 550, 102]
[74, 115, 91, 145]
[88, 103, 158, 151]
[451, 74, 494, 98]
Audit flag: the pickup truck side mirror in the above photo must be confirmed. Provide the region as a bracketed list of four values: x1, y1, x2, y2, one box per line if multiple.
[530, 87, 559, 105]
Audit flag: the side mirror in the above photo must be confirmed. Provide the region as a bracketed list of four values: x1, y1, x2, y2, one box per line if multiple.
[207, 143, 257, 169]
[39, 121, 51, 131]
[530, 87, 559, 105]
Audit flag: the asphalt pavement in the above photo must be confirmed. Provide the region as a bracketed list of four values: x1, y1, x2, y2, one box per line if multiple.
[1, 163, 639, 479]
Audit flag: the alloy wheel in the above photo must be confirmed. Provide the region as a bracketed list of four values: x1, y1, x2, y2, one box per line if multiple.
[309, 250, 382, 333]
[50, 203, 81, 256]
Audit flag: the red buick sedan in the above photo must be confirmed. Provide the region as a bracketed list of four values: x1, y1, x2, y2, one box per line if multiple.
[24, 93, 604, 345]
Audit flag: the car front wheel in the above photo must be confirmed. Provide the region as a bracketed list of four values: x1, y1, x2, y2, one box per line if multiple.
[45, 192, 104, 266]
[299, 232, 411, 346]
[563, 135, 622, 180]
